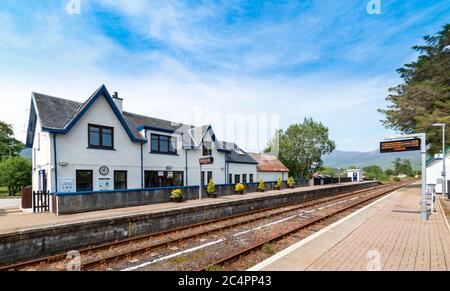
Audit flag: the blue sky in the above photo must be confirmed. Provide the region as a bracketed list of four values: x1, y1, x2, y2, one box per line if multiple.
[0, 0, 449, 152]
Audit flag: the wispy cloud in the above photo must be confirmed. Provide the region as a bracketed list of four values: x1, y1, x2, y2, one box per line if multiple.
[0, 0, 448, 151]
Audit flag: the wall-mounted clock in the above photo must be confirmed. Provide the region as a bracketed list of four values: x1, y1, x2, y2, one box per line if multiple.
[99, 166, 109, 176]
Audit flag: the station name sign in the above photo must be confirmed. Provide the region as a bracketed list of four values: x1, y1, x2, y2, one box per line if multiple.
[199, 156, 214, 165]
[380, 138, 421, 153]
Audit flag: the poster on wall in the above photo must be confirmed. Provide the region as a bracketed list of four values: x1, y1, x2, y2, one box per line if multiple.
[59, 177, 75, 192]
[98, 177, 112, 191]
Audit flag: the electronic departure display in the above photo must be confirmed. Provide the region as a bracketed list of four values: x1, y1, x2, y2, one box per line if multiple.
[380, 138, 421, 153]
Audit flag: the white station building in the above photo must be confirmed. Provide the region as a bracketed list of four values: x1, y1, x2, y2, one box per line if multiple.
[426, 148, 449, 194]
[26, 85, 260, 193]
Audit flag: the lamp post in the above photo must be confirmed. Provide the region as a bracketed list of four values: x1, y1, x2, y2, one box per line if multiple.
[433, 123, 447, 198]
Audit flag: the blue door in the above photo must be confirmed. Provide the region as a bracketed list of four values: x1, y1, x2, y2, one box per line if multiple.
[352, 172, 358, 182]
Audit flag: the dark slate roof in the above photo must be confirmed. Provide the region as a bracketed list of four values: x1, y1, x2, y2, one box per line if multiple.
[32, 91, 208, 145]
[33, 93, 83, 129]
[218, 141, 258, 164]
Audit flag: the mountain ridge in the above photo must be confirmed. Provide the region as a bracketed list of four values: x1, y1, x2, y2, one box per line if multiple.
[323, 149, 421, 170]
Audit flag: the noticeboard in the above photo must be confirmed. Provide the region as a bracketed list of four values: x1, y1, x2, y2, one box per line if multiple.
[380, 138, 421, 153]
[199, 156, 214, 165]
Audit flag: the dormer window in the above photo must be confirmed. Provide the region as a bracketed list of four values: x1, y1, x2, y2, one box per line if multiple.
[203, 141, 212, 156]
[88, 124, 114, 150]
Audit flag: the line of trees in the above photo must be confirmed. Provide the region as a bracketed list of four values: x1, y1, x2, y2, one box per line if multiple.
[0, 121, 31, 196]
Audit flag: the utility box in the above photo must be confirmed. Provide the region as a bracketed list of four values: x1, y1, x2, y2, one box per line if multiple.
[347, 169, 363, 182]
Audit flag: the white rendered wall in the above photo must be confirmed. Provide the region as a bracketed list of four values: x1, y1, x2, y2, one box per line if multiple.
[426, 158, 450, 194]
[55, 96, 142, 191]
[227, 162, 258, 184]
[257, 171, 288, 183]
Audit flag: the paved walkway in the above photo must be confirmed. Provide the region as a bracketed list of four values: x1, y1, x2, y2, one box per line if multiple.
[0, 182, 367, 235]
[249, 183, 450, 271]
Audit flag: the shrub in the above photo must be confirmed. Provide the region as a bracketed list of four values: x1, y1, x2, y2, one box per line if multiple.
[235, 183, 245, 192]
[287, 177, 295, 187]
[207, 178, 216, 194]
[275, 177, 282, 188]
[393, 177, 401, 182]
[0, 157, 31, 196]
[257, 179, 265, 191]
[170, 188, 184, 199]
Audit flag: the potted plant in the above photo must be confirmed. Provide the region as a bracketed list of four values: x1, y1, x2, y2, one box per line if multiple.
[207, 178, 217, 198]
[170, 188, 184, 202]
[235, 183, 245, 194]
[257, 178, 265, 192]
[287, 177, 295, 189]
[274, 177, 282, 190]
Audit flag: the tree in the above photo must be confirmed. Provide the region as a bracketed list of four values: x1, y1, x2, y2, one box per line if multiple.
[363, 165, 386, 181]
[265, 118, 336, 178]
[0, 121, 24, 161]
[392, 158, 414, 176]
[379, 24, 450, 155]
[0, 156, 32, 195]
[385, 169, 394, 176]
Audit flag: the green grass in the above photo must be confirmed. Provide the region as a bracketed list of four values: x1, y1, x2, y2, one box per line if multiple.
[262, 243, 275, 255]
[0, 186, 21, 198]
[205, 265, 224, 271]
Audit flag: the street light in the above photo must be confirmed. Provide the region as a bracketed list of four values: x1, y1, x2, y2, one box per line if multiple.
[433, 123, 447, 198]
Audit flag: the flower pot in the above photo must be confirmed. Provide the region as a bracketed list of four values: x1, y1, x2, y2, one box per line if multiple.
[257, 189, 265, 192]
[288, 186, 295, 189]
[275, 186, 281, 190]
[170, 197, 184, 203]
[235, 190, 244, 195]
[207, 192, 218, 198]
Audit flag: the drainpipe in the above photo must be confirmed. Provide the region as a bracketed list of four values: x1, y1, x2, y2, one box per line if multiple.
[140, 143, 144, 188]
[185, 149, 189, 186]
[53, 133, 58, 192]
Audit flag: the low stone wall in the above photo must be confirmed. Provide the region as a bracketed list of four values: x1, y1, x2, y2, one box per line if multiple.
[0, 181, 378, 265]
[55, 179, 310, 215]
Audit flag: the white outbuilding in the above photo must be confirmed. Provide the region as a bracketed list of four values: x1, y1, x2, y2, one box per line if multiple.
[426, 148, 449, 194]
[346, 169, 364, 182]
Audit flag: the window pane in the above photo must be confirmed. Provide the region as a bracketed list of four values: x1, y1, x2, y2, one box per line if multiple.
[89, 131, 100, 146]
[76, 170, 93, 192]
[169, 137, 177, 153]
[172, 172, 184, 186]
[103, 132, 112, 147]
[151, 135, 159, 151]
[160, 139, 169, 152]
[145, 171, 158, 188]
[114, 171, 127, 190]
[103, 128, 111, 134]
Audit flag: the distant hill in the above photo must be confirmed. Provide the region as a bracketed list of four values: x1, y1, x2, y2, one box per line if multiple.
[20, 148, 32, 160]
[323, 149, 421, 170]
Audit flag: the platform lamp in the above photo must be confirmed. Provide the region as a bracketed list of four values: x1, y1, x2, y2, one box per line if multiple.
[433, 123, 447, 198]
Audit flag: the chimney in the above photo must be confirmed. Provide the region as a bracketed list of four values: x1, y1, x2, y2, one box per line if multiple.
[112, 91, 123, 113]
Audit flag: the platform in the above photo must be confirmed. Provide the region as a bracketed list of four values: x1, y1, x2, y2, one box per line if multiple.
[249, 183, 450, 271]
[0, 181, 378, 265]
[0, 181, 368, 235]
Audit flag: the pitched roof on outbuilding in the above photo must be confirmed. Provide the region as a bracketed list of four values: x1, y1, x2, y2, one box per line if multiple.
[248, 153, 289, 172]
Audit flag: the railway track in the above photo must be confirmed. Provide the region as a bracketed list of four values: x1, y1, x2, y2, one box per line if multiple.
[198, 181, 411, 271]
[0, 181, 411, 271]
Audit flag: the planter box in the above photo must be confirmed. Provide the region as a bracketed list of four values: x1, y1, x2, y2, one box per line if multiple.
[207, 192, 218, 198]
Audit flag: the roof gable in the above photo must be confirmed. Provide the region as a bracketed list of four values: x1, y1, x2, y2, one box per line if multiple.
[34, 85, 146, 143]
